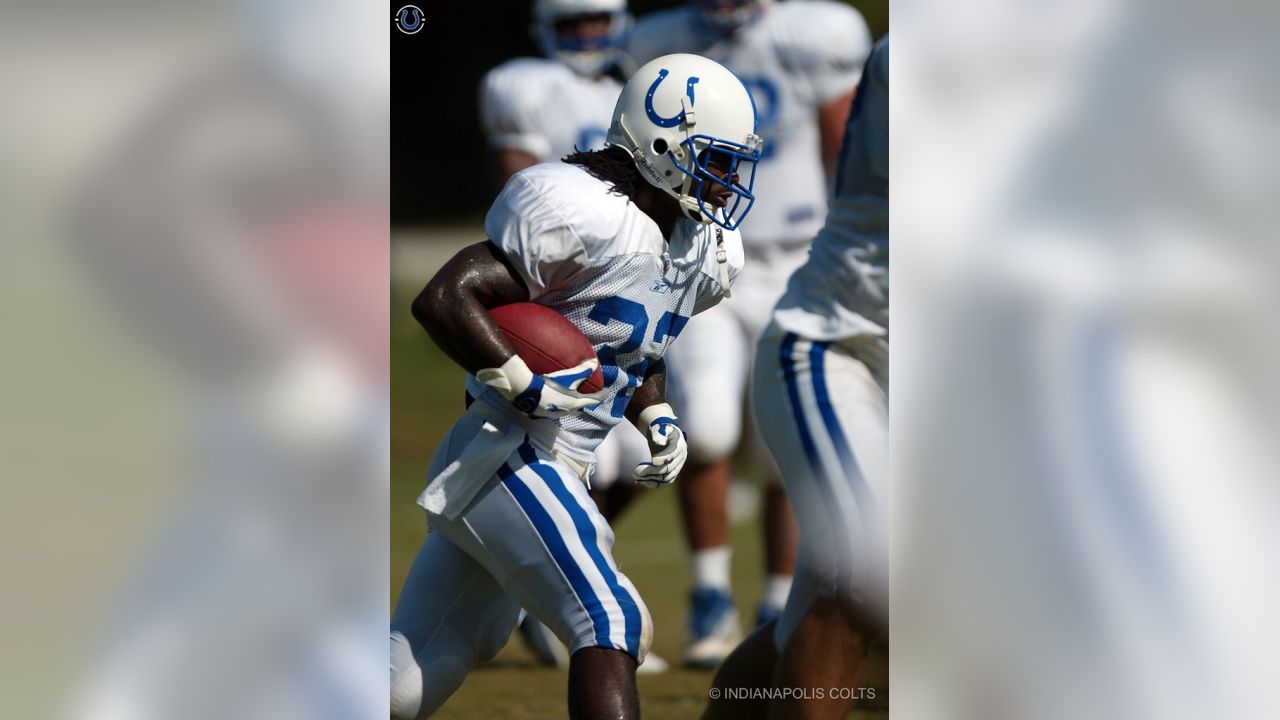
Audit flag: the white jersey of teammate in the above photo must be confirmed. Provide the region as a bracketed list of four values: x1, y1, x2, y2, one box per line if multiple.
[752, 39, 890, 649]
[773, 33, 888, 341]
[629, 1, 872, 246]
[463, 162, 745, 469]
[479, 58, 622, 161]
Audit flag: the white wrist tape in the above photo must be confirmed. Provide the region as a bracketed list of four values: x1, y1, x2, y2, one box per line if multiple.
[636, 403, 677, 432]
[475, 355, 534, 400]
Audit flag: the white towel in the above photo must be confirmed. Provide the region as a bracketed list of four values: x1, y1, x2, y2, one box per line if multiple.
[417, 416, 524, 520]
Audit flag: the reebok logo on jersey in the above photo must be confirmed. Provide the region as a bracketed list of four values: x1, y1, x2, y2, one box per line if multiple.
[651, 278, 671, 294]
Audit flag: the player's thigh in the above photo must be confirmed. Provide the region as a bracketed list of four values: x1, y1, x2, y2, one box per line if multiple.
[392, 530, 522, 665]
[436, 439, 653, 663]
[390, 530, 523, 719]
[753, 328, 888, 643]
[666, 302, 751, 462]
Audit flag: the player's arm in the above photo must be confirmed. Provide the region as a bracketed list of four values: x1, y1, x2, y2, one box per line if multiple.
[493, 148, 540, 188]
[412, 242, 601, 418]
[412, 242, 529, 372]
[479, 66, 549, 189]
[819, 88, 856, 179]
[625, 359, 667, 426]
[625, 359, 688, 487]
[797, 2, 872, 178]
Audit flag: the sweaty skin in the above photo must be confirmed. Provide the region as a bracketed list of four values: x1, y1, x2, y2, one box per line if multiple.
[818, 90, 856, 179]
[411, 242, 530, 374]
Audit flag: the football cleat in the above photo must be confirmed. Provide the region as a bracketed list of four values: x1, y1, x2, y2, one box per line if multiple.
[754, 601, 783, 629]
[636, 650, 670, 675]
[683, 586, 743, 668]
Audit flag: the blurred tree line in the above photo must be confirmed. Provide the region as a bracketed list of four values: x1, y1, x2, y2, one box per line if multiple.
[392, 0, 887, 227]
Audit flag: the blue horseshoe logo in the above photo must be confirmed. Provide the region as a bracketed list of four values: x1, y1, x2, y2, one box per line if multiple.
[395, 5, 424, 34]
[645, 69, 700, 128]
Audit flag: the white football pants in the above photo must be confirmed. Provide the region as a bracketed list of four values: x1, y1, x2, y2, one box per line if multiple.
[391, 433, 652, 719]
[751, 324, 888, 647]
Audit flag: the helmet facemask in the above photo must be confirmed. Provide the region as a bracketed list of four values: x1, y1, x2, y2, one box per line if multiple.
[536, 9, 630, 77]
[694, 0, 766, 35]
[671, 135, 761, 230]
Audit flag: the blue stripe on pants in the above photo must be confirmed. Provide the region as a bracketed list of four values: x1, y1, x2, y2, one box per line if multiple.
[518, 442, 642, 657]
[809, 341, 878, 520]
[780, 333, 823, 472]
[498, 459, 613, 650]
[780, 333, 854, 588]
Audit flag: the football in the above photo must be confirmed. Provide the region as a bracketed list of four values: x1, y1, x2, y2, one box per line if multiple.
[489, 302, 605, 393]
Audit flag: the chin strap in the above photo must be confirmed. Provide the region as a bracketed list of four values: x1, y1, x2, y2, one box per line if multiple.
[715, 227, 732, 298]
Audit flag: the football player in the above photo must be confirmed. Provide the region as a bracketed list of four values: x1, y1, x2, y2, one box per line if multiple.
[390, 54, 760, 719]
[706, 36, 888, 720]
[480, 0, 632, 181]
[479, 0, 669, 672]
[628, 0, 873, 667]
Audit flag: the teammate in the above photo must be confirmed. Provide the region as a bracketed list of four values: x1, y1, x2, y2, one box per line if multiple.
[629, 0, 873, 667]
[391, 54, 762, 719]
[478, 0, 663, 670]
[480, 0, 631, 180]
[705, 36, 888, 720]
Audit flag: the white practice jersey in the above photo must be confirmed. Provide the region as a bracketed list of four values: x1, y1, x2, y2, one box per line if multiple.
[629, 1, 871, 247]
[468, 162, 745, 463]
[773, 36, 887, 341]
[479, 58, 623, 162]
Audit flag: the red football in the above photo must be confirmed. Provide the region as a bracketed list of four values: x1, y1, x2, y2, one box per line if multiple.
[489, 303, 604, 393]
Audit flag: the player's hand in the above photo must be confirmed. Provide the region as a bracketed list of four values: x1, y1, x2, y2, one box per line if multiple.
[478, 355, 605, 420]
[632, 403, 688, 488]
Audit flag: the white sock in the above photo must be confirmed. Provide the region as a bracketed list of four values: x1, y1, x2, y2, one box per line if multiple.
[691, 547, 732, 591]
[763, 574, 793, 610]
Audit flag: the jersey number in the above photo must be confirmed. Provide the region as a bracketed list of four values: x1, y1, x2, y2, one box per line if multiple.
[738, 75, 780, 160]
[588, 298, 689, 418]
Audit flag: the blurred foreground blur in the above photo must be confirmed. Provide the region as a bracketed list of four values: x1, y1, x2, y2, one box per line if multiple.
[894, 1, 1280, 719]
[1, 1, 387, 718]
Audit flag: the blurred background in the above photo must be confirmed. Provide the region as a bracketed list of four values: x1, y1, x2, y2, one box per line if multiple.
[3, 1, 388, 718]
[391, 0, 888, 225]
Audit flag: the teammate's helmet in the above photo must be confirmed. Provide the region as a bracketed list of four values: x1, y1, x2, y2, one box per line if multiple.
[692, 0, 768, 34]
[607, 53, 762, 230]
[534, 0, 631, 78]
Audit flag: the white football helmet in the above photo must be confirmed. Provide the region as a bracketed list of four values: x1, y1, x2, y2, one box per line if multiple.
[693, 0, 770, 34]
[607, 53, 763, 230]
[534, 0, 631, 78]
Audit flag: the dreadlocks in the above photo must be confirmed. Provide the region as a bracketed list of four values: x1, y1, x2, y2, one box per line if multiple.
[562, 145, 642, 200]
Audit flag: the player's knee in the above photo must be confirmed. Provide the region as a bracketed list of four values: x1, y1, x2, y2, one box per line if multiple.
[390, 631, 423, 720]
[684, 409, 742, 463]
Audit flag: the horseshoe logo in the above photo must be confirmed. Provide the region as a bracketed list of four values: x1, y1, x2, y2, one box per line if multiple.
[644, 69, 700, 128]
[395, 5, 424, 35]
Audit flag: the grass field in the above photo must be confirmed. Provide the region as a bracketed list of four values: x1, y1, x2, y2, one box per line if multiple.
[391, 241, 888, 719]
